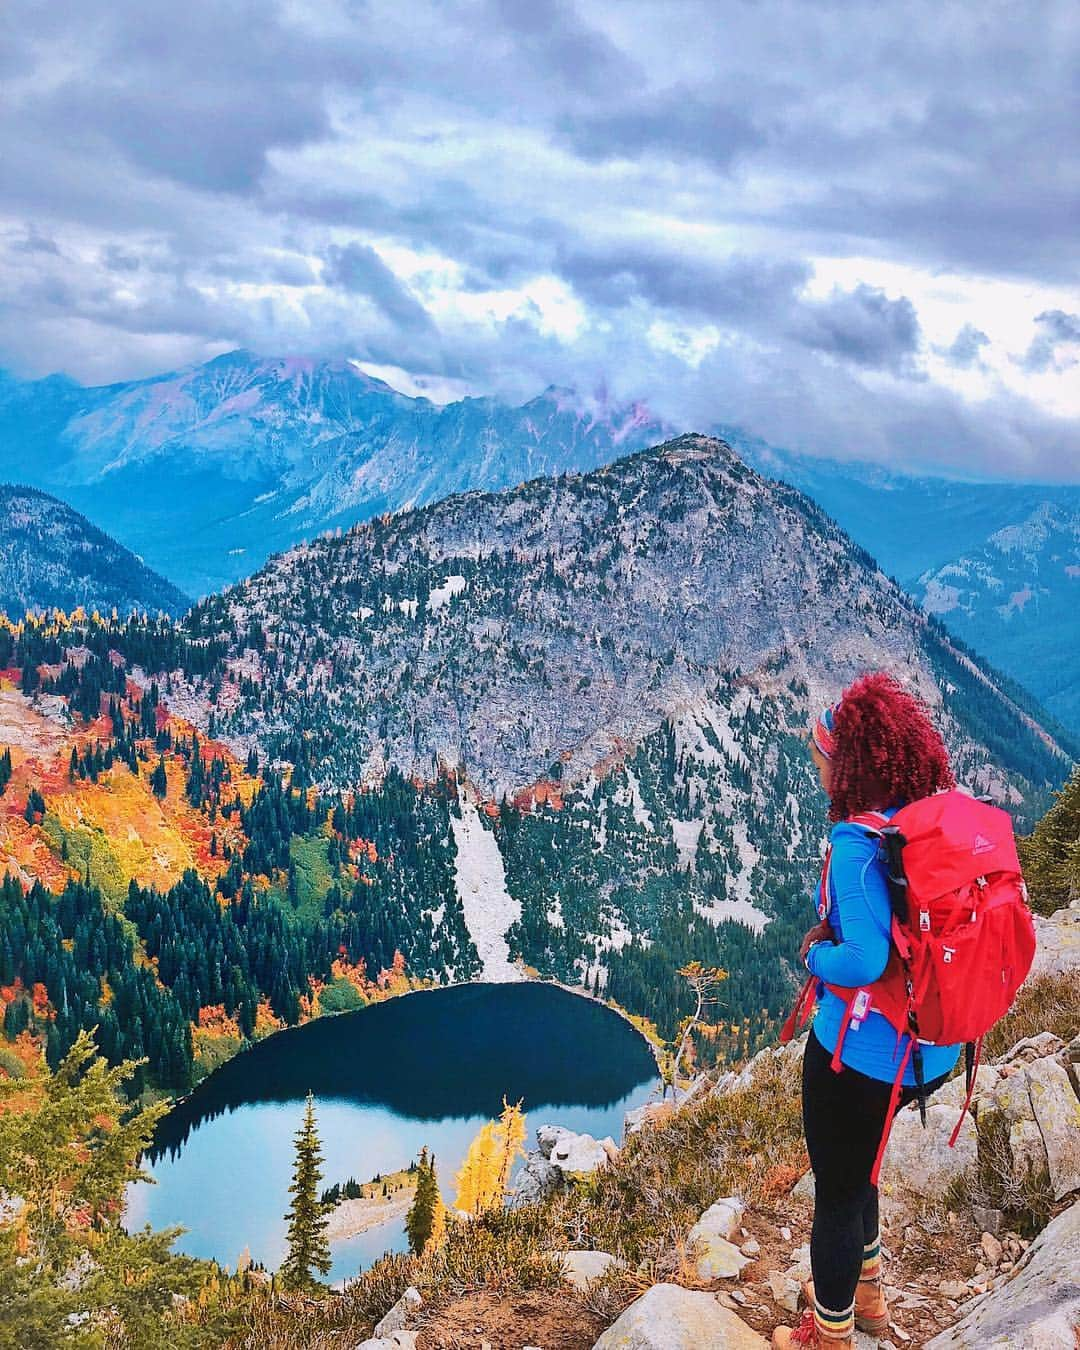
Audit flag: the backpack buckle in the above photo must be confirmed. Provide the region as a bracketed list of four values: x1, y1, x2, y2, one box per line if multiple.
[943, 947, 956, 964]
[919, 909, 931, 932]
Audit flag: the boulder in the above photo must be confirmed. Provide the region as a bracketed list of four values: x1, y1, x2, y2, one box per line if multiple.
[1025, 1055, 1080, 1200]
[986, 1065, 1039, 1126]
[687, 1198, 750, 1279]
[557, 1250, 621, 1289]
[373, 1287, 422, 1338]
[933, 1064, 999, 1109]
[512, 1154, 560, 1205]
[879, 1102, 978, 1203]
[536, 1124, 569, 1158]
[624, 1102, 667, 1137]
[1001, 1032, 1065, 1064]
[790, 1170, 816, 1207]
[1009, 1118, 1049, 1177]
[1030, 903, 1080, 981]
[590, 1283, 767, 1348]
[544, 1127, 611, 1175]
[354, 1333, 418, 1350]
[925, 1197, 1080, 1347]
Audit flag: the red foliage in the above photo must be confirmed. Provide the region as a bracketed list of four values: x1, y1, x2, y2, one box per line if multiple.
[827, 672, 955, 822]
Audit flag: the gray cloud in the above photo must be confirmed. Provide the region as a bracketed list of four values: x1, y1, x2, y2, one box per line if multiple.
[323, 243, 435, 332]
[939, 324, 990, 370]
[790, 285, 922, 374]
[560, 85, 765, 172]
[1020, 310, 1080, 373]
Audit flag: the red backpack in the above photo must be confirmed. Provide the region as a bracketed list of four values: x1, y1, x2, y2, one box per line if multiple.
[781, 789, 1036, 1184]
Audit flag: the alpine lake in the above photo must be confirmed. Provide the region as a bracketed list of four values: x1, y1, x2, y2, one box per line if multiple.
[126, 981, 661, 1284]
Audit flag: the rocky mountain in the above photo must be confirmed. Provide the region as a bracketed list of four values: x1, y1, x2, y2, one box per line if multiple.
[0, 351, 667, 596]
[157, 434, 1073, 1042]
[0, 484, 190, 620]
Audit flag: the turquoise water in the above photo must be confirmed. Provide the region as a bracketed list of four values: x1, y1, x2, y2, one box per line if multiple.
[127, 982, 660, 1284]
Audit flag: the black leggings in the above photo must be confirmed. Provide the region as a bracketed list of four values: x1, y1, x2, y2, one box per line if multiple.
[802, 1029, 949, 1314]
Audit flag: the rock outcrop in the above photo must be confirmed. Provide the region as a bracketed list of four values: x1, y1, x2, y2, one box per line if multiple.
[536, 1123, 618, 1175]
[687, 1197, 750, 1281]
[925, 1196, 1080, 1347]
[590, 1282, 768, 1348]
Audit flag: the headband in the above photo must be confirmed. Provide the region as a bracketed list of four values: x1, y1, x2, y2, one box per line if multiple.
[812, 703, 839, 759]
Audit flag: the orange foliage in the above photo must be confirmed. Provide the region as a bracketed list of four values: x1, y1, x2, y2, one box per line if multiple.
[760, 1159, 810, 1200]
[253, 998, 284, 1037]
[510, 779, 564, 812]
[377, 949, 410, 993]
[299, 979, 325, 1021]
[196, 1004, 242, 1039]
[348, 838, 378, 864]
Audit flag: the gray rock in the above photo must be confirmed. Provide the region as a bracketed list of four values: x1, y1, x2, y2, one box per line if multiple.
[880, 1101, 978, 1203]
[512, 1154, 561, 1205]
[590, 1283, 768, 1348]
[373, 1287, 422, 1338]
[548, 1129, 611, 1175]
[688, 1199, 750, 1281]
[1009, 1118, 1049, 1177]
[355, 1333, 418, 1350]
[624, 1102, 665, 1137]
[790, 1170, 816, 1207]
[986, 1066, 1038, 1126]
[767, 1271, 802, 1313]
[972, 1205, 1004, 1235]
[933, 1064, 999, 1109]
[557, 1250, 621, 1289]
[925, 1197, 1080, 1347]
[536, 1123, 568, 1159]
[0, 1191, 24, 1225]
[1001, 1032, 1065, 1064]
[1025, 1056, 1080, 1200]
[1030, 906, 1080, 982]
[691, 1197, 746, 1242]
[56, 1250, 98, 1293]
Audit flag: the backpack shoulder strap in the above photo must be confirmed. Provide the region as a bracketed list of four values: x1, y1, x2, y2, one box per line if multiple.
[847, 809, 890, 834]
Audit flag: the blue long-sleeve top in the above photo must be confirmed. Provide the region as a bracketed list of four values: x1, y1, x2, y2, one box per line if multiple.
[807, 814, 960, 1086]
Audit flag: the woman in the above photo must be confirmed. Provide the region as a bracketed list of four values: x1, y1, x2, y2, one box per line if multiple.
[772, 673, 961, 1350]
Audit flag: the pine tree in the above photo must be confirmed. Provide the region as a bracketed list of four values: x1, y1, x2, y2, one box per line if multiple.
[150, 755, 168, 799]
[405, 1147, 441, 1255]
[280, 1092, 331, 1289]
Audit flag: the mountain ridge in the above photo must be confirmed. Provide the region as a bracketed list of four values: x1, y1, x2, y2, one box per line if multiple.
[0, 483, 190, 621]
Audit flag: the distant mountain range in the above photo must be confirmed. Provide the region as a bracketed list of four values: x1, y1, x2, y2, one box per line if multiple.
[2, 350, 1078, 731]
[0, 483, 190, 621]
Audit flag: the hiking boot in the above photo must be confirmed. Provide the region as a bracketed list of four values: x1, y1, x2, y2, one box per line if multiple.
[771, 1308, 854, 1348]
[802, 1278, 889, 1334]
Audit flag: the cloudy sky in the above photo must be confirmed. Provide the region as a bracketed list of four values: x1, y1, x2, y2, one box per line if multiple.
[1, 0, 1077, 478]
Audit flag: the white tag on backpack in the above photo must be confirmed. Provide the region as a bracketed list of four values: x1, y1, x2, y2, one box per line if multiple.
[850, 989, 872, 1028]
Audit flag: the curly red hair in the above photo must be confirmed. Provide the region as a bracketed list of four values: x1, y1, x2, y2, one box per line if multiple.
[826, 672, 954, 822]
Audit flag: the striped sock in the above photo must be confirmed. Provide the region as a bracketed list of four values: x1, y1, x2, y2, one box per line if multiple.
[860, 1235, 882, 1284]
[814, 1298, 855, 1342]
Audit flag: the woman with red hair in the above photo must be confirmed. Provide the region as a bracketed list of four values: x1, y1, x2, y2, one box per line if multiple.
[772, 673, 961, 1350]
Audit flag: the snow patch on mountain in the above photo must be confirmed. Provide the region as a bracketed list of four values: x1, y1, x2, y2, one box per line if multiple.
[671, 817, 704, 870]
[429, 575, 466, 611]
[449, 795, 522, 982]
[694, 896, 770, 934]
